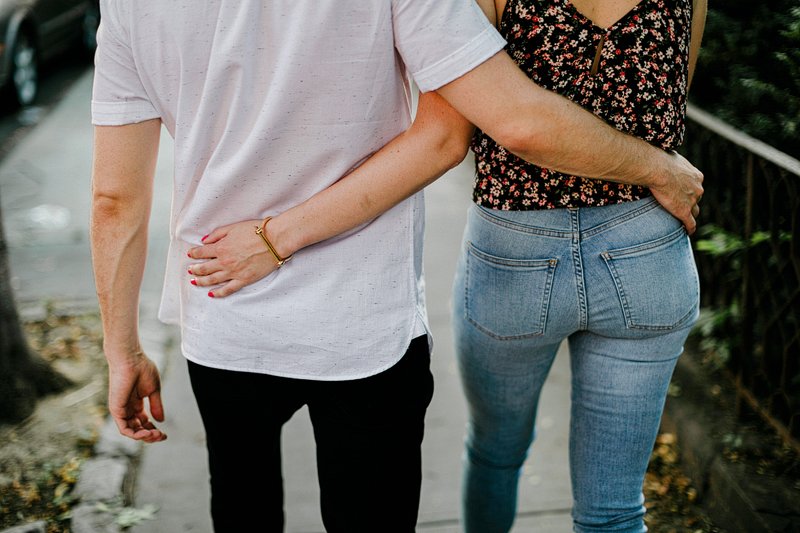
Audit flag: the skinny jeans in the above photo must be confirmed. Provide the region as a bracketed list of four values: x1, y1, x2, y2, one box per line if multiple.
[452, 198, 700, 532]
[188, 335, 433, 533]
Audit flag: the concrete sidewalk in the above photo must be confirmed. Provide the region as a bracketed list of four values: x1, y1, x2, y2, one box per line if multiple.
[1, 70, 574, 532]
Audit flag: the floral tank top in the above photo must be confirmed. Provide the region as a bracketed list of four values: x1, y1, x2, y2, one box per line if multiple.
[471, 0, 692, 210]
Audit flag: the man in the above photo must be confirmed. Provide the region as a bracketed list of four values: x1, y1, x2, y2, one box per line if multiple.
[90, 1, 702, 531]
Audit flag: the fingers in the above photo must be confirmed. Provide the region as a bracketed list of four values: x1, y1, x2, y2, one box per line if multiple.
[107, 359, 168, 443]
[207, 279, 248, 299]
[188, 241, 217, 260]
[676, 205, 698, 235]
[113, 412, 167, 442]
[187, 258, 224, 278]
[201, 227, 227, 244]
[149, 390, 165, 422]
[186, 219, 275, 297]
[684, 214, 697, 236]
[188, 223, 243, 257]
[686, 196, 701, 235]
[191, 270, 233, 287]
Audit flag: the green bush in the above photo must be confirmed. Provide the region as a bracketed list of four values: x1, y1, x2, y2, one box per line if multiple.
[691, 1, 800, 158]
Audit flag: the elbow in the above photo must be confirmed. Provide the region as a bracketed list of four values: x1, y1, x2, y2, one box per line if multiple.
[491, 120, 552, 165]
[91, 188, 145, 225]
[92, 192, 121, 218]
[90, 191, 149, 241]
[425, 124, 472, 172]
[439, 132, 471, 171]
[92, 189, 127, 220]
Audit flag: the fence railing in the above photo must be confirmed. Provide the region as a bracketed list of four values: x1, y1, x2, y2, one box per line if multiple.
[679, 104, 800, 446]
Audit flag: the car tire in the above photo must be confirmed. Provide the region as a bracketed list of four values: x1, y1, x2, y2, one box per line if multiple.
[8, 30, 38, 107]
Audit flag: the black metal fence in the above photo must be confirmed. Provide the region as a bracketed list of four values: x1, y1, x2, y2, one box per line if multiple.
[679, 104, 800, 445]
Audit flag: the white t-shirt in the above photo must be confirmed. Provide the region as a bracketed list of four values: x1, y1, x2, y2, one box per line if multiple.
[92, 0, 505, 380]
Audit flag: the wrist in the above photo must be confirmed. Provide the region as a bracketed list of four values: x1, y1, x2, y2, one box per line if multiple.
[102, 339, 145, 364]
[264, 213, 303, 258]
[647, 150, 673, 191]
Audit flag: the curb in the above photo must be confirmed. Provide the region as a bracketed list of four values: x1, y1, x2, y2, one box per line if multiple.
[69, 311, 175, 533]
[0, 521, 47, 533]
[661, 349, 800, 532]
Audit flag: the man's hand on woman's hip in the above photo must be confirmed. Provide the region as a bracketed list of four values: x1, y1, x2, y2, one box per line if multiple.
[649, 151, 704, 235]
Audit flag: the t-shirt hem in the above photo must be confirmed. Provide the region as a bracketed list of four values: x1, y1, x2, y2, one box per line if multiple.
[413, 27, 506, 92]
[180, 340, 422, 382]
[91, 100, 161, 126]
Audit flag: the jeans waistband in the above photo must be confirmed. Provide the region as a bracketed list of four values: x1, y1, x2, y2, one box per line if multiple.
[472, 196, 666, 239]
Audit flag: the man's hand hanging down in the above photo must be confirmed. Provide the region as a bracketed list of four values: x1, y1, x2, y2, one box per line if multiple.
[106, 350, 167, 443]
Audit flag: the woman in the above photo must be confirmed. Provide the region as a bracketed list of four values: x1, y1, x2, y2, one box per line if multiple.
[452, 0, 706, 531]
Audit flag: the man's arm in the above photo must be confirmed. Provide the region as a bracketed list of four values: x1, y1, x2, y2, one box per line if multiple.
[91, 119, 166, 443]
[436, 51, 704, 231]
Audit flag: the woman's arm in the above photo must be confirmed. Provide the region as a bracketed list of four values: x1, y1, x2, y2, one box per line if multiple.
[188, 1, 499, 297]
[188, 91, 475, 297]
[687, 0, 708, 89]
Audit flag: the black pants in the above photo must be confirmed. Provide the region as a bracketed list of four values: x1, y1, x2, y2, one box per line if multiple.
[187, 336, 433, 533]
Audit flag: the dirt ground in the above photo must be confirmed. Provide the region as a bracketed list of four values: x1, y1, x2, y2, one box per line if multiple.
[0, 309, 107, 533]
[0, 308, 722, 533]
[644, 432, 722, 533]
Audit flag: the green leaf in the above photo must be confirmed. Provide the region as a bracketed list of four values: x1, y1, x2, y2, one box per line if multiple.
[115, 504, 159, 528]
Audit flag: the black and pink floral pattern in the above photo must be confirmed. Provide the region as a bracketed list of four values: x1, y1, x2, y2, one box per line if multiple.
[471, 0, 692, 210]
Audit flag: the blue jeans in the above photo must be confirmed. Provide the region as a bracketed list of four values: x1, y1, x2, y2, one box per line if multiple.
[453, 197, 700, 533]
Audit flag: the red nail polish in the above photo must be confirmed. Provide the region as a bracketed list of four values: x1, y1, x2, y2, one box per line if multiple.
[187, 252, 192, 258]
[208, 291, 215, 298]
[187, 268, 193, 275]
[190, 279, 197, 286]
[201, 234, 209, 242]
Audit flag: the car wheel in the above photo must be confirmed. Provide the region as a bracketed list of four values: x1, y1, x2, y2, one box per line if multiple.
[9, 30, 38, 107]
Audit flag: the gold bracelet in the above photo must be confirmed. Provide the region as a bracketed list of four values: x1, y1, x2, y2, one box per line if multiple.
[254, 217, 293, 268]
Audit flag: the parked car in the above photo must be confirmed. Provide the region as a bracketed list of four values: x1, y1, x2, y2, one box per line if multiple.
[0, 0, 99, 107]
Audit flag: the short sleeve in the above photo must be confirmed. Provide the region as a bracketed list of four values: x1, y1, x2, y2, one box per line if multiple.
[91, 0, 159, 126]
[392, 0, 506, 92]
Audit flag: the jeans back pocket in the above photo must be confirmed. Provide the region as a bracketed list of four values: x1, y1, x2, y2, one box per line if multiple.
[601, 227, 699, 331]
[464, 242, 558, 340]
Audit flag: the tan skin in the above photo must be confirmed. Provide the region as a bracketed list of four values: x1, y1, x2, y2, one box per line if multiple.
[91, 0, 705, 441]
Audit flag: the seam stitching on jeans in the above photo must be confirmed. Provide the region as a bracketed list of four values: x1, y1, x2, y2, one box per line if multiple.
[474, 207, 572, 237]
[580, 197, 660, 239]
